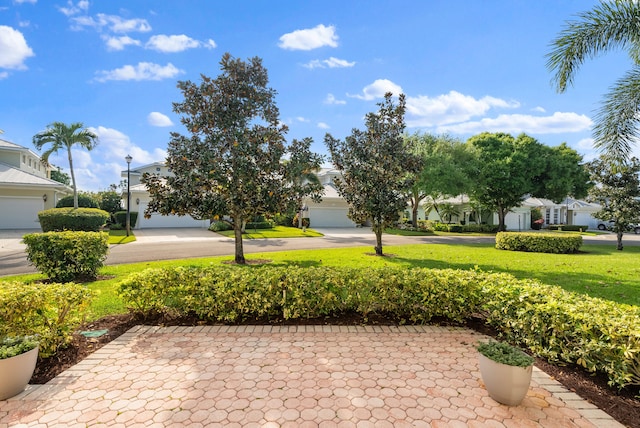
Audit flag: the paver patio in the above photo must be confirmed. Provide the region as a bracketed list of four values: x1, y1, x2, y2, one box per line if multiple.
[0, 325, 622, 427]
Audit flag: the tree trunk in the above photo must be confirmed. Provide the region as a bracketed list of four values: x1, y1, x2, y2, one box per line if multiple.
[497, 208, 507, 232]
[68, 148, 78, 209]
[233, 215, 246, 264]
[373, 223, 384, 256]
[617, 231, 624, 251]
[411, 200, 419, 228]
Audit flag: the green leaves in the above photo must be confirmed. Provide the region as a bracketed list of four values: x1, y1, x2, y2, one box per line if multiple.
[495, 232, 583, 254]
[326, 93, 421, 255]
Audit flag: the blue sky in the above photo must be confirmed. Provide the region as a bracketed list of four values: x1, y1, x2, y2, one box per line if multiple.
[0, 0, 634, 191]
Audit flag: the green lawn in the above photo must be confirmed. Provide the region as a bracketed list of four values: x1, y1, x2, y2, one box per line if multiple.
[3, 243, 639, 320]
[215, 226, 323, 239]
[108, 230, 136, 244]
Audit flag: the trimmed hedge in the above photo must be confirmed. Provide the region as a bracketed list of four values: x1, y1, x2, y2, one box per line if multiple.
[0, 281, 93, 357]
[495, 232, 582, 253]
[209, 220, 232, 232]
[114, 211, 139, 228]
[38, 207, 109, 232]
[546, 224, 589, 232]
[56, 194, 99, 208]
[245, 221, 274, 230]
[118, 265, 640, 389]
[23, 231, 109, 282]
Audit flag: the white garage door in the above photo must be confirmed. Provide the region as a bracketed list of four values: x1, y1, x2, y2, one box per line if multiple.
[309, 207, 355, 228]
[0, 197, 44, 229]
[136, 203, 209, 229]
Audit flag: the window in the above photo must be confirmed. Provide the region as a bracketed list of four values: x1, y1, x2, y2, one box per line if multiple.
[553, 209, 559, 224]
[22, 155, 26, 163]
[545, 209, 551, 224]
[28, 158, 32, 167]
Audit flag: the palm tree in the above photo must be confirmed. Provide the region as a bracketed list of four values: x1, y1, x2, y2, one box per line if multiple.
[547, 1, 640, 161]
[33, 122, 98, 208]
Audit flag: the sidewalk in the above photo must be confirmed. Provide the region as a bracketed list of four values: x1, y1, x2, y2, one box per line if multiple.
[0, 325, 622, 427]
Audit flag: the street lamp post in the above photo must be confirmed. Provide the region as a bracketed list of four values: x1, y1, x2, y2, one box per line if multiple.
[125, 154, 132, 237]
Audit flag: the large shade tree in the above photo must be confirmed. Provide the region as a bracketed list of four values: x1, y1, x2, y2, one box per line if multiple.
[326, 93, 421, 256]
[405, 133, 474, 226]
[143, 53, 323, 264]
[33, 122, 98, 209]
[547, 1, 640, 160]
[468, 132, 590, 231]
[588, 156, 640, 251]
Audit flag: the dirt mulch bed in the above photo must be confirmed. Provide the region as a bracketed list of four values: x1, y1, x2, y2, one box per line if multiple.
[31, 313, 639, 428]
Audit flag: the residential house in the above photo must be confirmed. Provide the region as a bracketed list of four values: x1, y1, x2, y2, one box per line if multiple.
[303, 168, 355, 228]
[121, 161, 209, 229]
[0, 139, 71, 229]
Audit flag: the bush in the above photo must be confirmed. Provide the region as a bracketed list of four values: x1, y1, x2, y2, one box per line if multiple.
[55, 194, 99, 208]
[245, 220, 274, 230]
[461, 224, 500, 233]
[118, 266, 485, 324]
[546, 224, 589, 232]
[481, 273, 640, 389]
[38, 208, 110, 232]
[98, 191, 123, 215]
[0, 281, 93, 357]
[113, 211, 139, 228]
[273, 213, 295, 227]
[495, 232, 582, 253]
[292, 213, 310, 228]
[118, 265, 640, 389]
[209, 220, 232, 232]
[23, 231, 109, 282]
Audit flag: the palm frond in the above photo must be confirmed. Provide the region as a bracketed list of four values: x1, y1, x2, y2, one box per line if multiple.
[547, 1, 640, 92]
[593, 66, 640, 160]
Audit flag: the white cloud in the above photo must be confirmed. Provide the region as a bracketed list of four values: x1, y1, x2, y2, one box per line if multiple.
[324, 93, 346, 105]
[532, 106, 546, 113]
[104, 35, 141, 51]
[147, 112, 173, 127]
[145, 34, 200, 53]
[435, 111, 593, 135]
[94, 62, 183, 82]
[0, 26, 34, 70]
[317, 122, 330, 129]
[205, 39, 217, 49]
[348, 79, 403, 100]
[71, 13, 151, 33]
[18, 21, 30, 28]
[14, 0, 38, 3]
[405, 91, 519, 127]
[0, 71, 9, 79]
[304, 57, 355, 69]
[279, 24, 338, 50]
[58, 0, 89, 17]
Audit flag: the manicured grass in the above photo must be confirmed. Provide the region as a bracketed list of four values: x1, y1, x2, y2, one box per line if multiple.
[108, 230, 136, 244]
[215, 226, 323, 239]
[3, 242, 639, 321]
[384, 228, 434, 236]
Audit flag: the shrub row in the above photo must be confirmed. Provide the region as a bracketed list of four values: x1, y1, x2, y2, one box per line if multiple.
[546, 224, 589, 232]
[23, 231, 109, 282]
[495, 232, 582, 253]
[119, 266, 484, 324]
[38, 207, 110, 232]
[56, 194, 99, 209]
[117, 265, 640, 389]
[0, 281, 94, 357]
[245, 221, 274, 230]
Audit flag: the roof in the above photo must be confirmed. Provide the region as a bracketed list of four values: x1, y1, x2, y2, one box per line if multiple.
[0, 139, 41, 158]
[0, 161, 69, 189]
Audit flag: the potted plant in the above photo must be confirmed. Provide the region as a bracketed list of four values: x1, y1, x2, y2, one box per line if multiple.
[477, 340, 534, 406]
[0, 336, 39, 400]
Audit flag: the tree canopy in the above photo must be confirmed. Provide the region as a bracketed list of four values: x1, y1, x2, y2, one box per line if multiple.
[326, 93, 421, 256]
[547, 1, 640, 160]
[404, 133, 474, 226]
[588, 156, 640, 250]
[33, 122, 98, 209]
[143, 53, 323, 264]
[468, 132, 590, 231]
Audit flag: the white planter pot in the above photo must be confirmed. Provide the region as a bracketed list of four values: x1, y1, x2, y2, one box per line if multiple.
[479, 353, 533, 406]
[0, 346, 39, 400]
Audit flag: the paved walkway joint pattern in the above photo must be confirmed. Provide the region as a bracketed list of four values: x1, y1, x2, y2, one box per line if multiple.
[0, 325, 623, 427]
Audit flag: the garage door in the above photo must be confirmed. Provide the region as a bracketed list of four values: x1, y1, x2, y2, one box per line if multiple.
[309, 207, 355, 228]
[0, 196, 44, 229]
[136, 203, 209, 229]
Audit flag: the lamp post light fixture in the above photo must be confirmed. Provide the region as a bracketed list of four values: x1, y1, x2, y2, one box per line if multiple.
[125, 154, 132, 237]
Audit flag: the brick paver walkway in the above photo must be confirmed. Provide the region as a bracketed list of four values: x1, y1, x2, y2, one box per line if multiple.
[0, 325, 623, 427]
